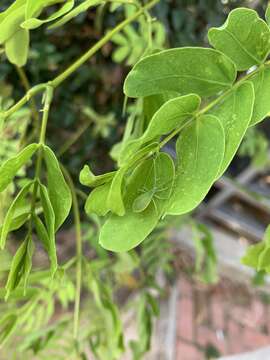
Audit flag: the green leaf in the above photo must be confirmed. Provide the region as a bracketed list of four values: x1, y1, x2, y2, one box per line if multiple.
[5, 236, 34, 299]
[48, 0, 102, 29]
[208, 8, 270, 71]
[124, 47, 236, 98]
[22, 0, 74, 29]
[43, 145, 72, 230]
[192, 222, 218, 284]
[0, 1, 26, 44]
[0, 143, 39, 193]
[99, 153, 175, 252]
[241, 242, 265, 268]
[85, 182, 111, 216]
[33, 214, 57, 276]
[210, 81, 255, 176]
[38, 182, 56, 260]
[167, 114, 225, 215]
[0, 181, 34, 249]
[107, 168, 126, 216]
[249, 66, 270, 126]
[0, 314, 18, 347]
[5, 28, 29, 66]
[79, 164, 115, 188]
[142, 94, 201, 142]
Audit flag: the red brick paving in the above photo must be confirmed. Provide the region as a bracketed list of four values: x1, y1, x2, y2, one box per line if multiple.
[176, 276, 270, 359]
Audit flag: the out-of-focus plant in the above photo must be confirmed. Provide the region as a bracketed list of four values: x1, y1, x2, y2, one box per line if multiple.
[239, 127, 269, 168]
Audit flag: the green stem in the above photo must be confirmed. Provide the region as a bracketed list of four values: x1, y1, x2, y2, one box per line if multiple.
[60, 164, 82, 343]
[15, 66, 40, 126]
[1, 0, 159, 121]
[50, 0, 159, 88]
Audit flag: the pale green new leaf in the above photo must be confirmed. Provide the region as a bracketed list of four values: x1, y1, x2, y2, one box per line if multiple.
[5, 236, 34, 299]
[85, 182, 111, 216]
[167, 114, 225, 215]
[0, 181, 34, 249]
[0, 143, 39, 192]
[99, 153, 175, 252]
[80, 164, 115, 188]
[5, 28, 29, 66]
[48, 0, 102, 29]
[124, 47, 236, 98]
[43, 146, 72, 230]
[208, 8, 270, 71]
[249, 66, 270, 126]
[33, 214, 57, 276]
[22, 0, 74, 29]
[210, 81, 255, 176]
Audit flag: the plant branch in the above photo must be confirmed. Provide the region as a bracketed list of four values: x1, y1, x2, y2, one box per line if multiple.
[15, 66, 40, 126]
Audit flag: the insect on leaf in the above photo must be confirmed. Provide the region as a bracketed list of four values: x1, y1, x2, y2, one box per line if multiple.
[167, 114, 225, 215]
[0, 143, 39, 193]
[99, 153, 175, 252]
[208, 8, 270, 71]
[43, 145, 72, 230]
[124, 47, 236, 98]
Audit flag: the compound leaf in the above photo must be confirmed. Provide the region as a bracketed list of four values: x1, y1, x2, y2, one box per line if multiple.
[124, 47, 236, 98]
[167, 114, 225, 215]
[0, 143, 39, 193]
[208, 8, 270, 71]
[43, 146, 72, 230]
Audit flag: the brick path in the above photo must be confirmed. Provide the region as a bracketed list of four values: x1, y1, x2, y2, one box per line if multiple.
[176, 276, 270, 359]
